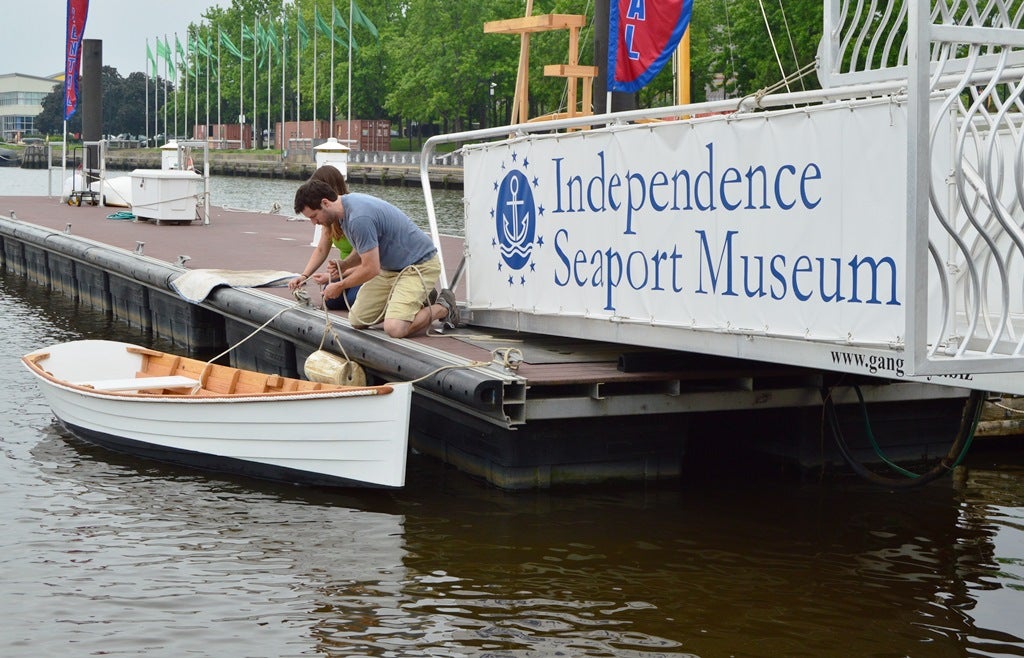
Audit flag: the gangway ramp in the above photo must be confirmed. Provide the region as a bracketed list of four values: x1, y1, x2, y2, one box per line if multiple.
[420, 0, 1024, 398]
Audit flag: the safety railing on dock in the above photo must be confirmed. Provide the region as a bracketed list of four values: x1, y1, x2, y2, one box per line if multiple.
[349, 150, 465, 168]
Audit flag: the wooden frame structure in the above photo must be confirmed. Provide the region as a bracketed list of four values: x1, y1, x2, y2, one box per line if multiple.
[484, 4, 598, 124]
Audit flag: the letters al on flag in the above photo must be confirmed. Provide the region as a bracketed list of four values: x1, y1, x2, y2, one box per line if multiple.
[608, 0, 692, 93]
[64, 0, 89, 120]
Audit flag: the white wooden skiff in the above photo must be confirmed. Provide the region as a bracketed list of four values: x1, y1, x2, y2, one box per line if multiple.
[22, 340, 411, 488]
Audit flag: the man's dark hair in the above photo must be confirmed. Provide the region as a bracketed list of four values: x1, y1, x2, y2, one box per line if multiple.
[294, 179, 339, 214]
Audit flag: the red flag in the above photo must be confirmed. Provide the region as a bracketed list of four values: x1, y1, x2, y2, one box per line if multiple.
[608, 0, 692, 93]
[64, 0, 90, 120]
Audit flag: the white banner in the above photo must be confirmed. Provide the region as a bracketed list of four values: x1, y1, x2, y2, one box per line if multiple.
[464, 102, 911, 347]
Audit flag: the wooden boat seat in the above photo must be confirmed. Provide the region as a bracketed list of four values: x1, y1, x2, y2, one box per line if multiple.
[76, 375, 201, 391]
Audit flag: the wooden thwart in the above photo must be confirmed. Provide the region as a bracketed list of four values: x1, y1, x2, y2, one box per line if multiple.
[77, 375, 200, 391]
[125, 346, 332, 395]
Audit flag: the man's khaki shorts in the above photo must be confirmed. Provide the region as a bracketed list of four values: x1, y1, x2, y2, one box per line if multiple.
[348, 253, 440, 328]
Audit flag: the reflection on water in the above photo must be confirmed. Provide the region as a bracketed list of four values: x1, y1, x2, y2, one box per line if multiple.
[2, 274, 1024, 656]
[23, 428, 407, 657]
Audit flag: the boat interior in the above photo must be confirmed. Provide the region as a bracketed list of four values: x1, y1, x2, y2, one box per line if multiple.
[24, 344, 390, 397]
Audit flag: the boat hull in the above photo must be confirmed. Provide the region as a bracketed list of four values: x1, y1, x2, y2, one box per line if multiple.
[24, 340, 411, 488]
[60, 420, 391, 487]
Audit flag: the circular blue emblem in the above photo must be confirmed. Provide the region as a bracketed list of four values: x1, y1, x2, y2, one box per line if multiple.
[495, 170, 536, 271]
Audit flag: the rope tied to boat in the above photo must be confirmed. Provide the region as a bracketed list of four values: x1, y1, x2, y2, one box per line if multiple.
[315, 268, 528, 378]
[308, 283, 495, 386]
[190, 293, 310, 393]
[306, 291, 367, 387]
[194, 284, 500, 392]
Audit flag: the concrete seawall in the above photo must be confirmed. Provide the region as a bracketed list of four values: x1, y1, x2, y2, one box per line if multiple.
[100, 150, 464, 189]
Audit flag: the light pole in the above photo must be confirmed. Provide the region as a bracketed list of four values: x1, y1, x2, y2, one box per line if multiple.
[489, 82, 497, 128]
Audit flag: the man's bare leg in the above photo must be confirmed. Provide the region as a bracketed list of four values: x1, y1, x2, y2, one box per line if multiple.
[382, 304, 447, 338]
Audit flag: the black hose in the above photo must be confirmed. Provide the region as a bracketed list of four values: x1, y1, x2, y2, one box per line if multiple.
[819, 386, 986, 489]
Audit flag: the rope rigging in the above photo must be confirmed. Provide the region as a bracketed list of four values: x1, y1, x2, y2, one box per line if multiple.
[758, 0, 792, 94]
[740, 0, 816, 108]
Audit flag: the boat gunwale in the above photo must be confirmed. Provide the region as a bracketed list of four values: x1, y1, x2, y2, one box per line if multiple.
[22, 349, 398, 401]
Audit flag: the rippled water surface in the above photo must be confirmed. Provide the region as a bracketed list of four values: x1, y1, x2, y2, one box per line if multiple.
[0, 166, 466, 235]
[3, 170, 1024, 657]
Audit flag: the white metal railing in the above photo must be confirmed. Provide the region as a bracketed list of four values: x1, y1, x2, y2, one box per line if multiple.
[815, 0, 1024, 376]
[819, 0, 1024, 88]
[348, 150, 466, 167]
[904, 0, 1024, 375]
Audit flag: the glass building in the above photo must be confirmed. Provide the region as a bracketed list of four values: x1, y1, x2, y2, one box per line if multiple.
[0, 72, 61, 141]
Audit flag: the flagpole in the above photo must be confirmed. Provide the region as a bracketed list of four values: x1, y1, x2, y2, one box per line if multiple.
[313, 8, 318, 140]
[217, 28, 222, 146]
[296, 1, 301, 150]
[253, 15, 257, 147]
[205, 24, 210, 140]
[181, 33, 188, 140]
[347, 0, 353, 142]
[194, 28, 199, 139]
[61, 118, 67, 199]
[154, 45, 159, 140]
[267, 20, 273, 149]
[240, 15, 245, 148]
[330, 2, 336, 132]
[163, 34, 168, 144]
[281, 6, 287, 154]
[174, 33, 179, 140]
[145, 38, 150, 146]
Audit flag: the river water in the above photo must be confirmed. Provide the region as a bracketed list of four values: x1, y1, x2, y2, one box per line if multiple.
[0, 166, 467, 236]
[2, 167, 1024, 657]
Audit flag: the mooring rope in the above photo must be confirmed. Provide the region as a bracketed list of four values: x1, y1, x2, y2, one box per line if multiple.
[191, 295, 302, 392]
[192, 283, 506, 394]
[990, 398, 1024, 414]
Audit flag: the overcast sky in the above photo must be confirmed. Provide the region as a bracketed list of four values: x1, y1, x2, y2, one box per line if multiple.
[3, 0, 219, 79]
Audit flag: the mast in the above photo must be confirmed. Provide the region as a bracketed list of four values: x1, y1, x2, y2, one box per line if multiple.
[593, 0, 635, 114]
[675, 26, 690, 105]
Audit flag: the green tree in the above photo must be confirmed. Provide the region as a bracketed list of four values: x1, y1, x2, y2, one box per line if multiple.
[385, 0, 524, 138]
[36, 66, 160, 137]
[140, 0, 828, 147]
[689, 0, 823, 102]
[111, 72, 155, 137]
[36, 82, 76, 136]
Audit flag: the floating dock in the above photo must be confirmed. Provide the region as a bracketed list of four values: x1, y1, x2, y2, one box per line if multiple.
[0, 195, 976, 489]
[5, 2, 1022, 489]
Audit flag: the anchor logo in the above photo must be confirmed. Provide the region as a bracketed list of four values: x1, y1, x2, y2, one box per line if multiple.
[496, 170, 535, 271]
[491, 150, 544, 286]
